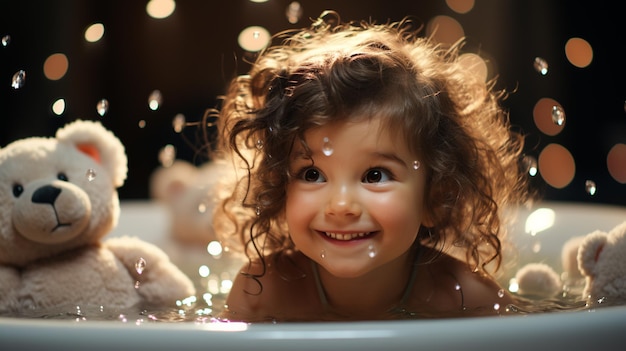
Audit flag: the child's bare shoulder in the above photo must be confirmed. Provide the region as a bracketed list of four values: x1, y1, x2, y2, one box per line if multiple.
[221, 251, 321, 322]
[412, 248, 512, 314]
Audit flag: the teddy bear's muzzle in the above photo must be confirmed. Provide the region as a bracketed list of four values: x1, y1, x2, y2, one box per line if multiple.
[13, 182, 92, 245]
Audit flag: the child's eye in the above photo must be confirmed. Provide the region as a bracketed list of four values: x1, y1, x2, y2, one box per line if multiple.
[299, 167, 326, 183]
[362, 168, 392, 183]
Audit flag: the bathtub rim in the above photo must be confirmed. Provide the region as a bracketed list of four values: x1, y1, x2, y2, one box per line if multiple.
[1, 304, 625, 350]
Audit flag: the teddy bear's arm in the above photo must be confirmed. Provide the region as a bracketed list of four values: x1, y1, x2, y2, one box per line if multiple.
[0, 265, 21, 313]
[104, 236, 196, 306]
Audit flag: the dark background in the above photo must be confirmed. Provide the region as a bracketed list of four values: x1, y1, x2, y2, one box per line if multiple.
[1, 0, 624, 206]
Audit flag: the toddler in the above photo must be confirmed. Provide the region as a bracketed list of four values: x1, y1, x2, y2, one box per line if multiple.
[211, 11, 532, 321]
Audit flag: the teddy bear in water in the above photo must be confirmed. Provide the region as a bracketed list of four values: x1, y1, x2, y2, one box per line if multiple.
[149, 159, 244, 282]
[578, 221, 626, 301]
[514, 221, 626, 303]
[0, 120, 195, 314]
[149, 159, 234, 246]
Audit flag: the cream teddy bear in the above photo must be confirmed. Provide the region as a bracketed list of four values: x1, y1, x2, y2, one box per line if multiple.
[578, 221, 626, 301]
[149, 159, 234, 246]
[149, 159, 243, 285]
[514, 222, 626, 302]
[0, 120, 195, 314]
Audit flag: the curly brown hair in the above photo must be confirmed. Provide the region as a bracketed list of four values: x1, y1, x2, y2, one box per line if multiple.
[212, 11, 532, 278]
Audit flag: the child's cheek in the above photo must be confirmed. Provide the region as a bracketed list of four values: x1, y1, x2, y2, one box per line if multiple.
[367, 191, 423, 233]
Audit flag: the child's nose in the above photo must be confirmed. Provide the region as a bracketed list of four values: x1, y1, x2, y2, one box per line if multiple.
[325, 185, 362, 217]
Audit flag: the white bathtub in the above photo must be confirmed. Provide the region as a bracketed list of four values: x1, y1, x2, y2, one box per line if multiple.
[1, 200, 626, 350]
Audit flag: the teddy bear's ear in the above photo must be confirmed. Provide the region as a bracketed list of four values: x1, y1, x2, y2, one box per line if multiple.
[577, 230, 608, 277]
[55, 119, 128, 187]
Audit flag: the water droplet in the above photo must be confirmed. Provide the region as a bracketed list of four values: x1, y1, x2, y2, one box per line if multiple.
[454, 283, 461, 291]
[172, 113, 185, 133]
[320, 249, 326, 259]
[497, 288, 505, 298]
[551, 105, 565, 126]
[585, 179, 597, 195]
[256, 139, 264, 150]
[135, 257, 147, 275]
[507, 305, 520, 313]
[148, 89, 163, 110]
[367, 244, 377, 258]
[412, 160, 421, 170]
[493, 303, 500, 311]
[2, 34, 11, 47]
[322, 137, 333, 156]
[134, 281, 141, 289]
[523, 155, 538, 176]
[533, 57, 549, 75]
[86, 168, 96, 181]
[96, 99, 109, 116]
[11, 70, 26, 89]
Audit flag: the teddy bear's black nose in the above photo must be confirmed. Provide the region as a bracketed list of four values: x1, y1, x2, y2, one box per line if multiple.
[32, 185, 61, 205]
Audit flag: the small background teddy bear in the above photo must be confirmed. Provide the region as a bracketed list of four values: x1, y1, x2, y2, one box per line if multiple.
[578, 221, 626, 303]
[0, 120, 195, 315]
[149, 159, 234, 246]
[514, 221, 626, 305]
[148, 159, 243, 289]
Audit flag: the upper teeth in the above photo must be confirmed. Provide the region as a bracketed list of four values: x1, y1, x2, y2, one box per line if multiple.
[324, 232, 369, 240]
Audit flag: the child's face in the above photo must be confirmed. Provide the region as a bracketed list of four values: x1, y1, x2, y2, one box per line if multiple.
[286, 118, 429, 278]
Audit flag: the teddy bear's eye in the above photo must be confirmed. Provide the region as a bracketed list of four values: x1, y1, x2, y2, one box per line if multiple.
[12, 183, 24, 197]
[57, 172, 69, 182]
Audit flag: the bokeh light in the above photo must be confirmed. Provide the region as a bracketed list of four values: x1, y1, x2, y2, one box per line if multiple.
[43, 53, 68, 80]
[458, 53, 488, 82]
[146, 0, 176, 19]
[538, 143, 576, 189]
[238, 26, 271, 52]
[525, 207, 556, 236]
[51, 98, 66, 115]
[426, 15, 464, 45]
[84, 23, 105, 43]
[445, 0, 475, 14]
[607, 143, 626, 184]
[286, 1, 303, 24]
[565, 37, 593, 68]
[533, 97, 565, 136]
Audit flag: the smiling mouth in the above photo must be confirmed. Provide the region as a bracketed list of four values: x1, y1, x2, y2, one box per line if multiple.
[323, 231, 374, 241]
